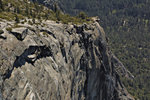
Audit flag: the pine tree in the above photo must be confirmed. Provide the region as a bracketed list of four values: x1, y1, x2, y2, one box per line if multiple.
[53, 3, 58, 13]
[25, 5, 29, 16]
[53, 3, 61, 21]
[30, 9, 33, 16]
[0, 0, 4, 11]
[32, 18, 35, 24]
[16, 6, 20, 14]
[44, 12, 49, 20]
[15, 14, 20, 23]
[78, 12, 87, 19]
[34, 2, 39, 14]
[56, 10, 61, 21]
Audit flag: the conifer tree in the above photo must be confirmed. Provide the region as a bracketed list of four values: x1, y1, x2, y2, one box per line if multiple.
[25, 5, 29, 16]
[32, 18, 35, 24]
[56, 10, 61, 21]
[0, 0, 4, 11]
[53, 3, 61, 21]
[44, 12, 49, 20]
[78, 12, 87, 19]
[15, 14, 20, 23]
[16, 7, 20, 14]
[53, 3, 58, 13]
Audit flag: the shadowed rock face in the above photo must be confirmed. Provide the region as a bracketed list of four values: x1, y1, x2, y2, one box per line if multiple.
[0, 20, 134, 100]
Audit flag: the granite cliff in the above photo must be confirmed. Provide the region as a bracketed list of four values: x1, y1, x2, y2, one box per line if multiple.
[0, 18, 134, 100]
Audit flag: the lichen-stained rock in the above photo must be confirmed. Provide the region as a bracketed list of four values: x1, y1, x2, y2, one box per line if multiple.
[0, 19, 134, 100]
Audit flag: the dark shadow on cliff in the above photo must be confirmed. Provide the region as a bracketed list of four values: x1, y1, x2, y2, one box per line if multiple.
[3, 45, 52, 80]
[0, 36, 7, 40]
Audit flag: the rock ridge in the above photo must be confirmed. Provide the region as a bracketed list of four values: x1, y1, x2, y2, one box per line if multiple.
[0, 19, 134, 100]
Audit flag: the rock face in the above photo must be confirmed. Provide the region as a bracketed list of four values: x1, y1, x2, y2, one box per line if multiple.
[0, 20, 134, 100]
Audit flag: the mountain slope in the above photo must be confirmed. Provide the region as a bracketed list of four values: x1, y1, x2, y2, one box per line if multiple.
[0, 17, 134, 100]
[37, 0, 150, 99]
[0, 0, 135, 100]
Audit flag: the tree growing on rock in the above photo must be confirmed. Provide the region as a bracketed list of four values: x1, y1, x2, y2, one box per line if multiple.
[56, 10, 61, 21]
[15, 14, 20, 23]
[25, 5, 29, 16]
[78, 12, 87, 19]
[53, 3, 62, 21]
[32, 18, 35, 24]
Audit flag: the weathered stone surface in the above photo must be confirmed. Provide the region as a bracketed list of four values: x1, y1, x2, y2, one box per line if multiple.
[11, 27, 29, 41]
[0, 20, 134, 100]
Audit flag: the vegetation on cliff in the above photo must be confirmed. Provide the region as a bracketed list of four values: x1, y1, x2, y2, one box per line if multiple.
[0, 0, 92, 24]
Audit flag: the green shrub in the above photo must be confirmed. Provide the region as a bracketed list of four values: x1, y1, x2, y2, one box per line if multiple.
[28, 20, 33, 25]
[78, 12, 87, 19]
[12, 24, 22, 28]
[42, 32, 49, 37]
[6, 27, 12, 32]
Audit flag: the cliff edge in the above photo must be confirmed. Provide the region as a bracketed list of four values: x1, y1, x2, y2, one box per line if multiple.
[0, 19, 134, 100]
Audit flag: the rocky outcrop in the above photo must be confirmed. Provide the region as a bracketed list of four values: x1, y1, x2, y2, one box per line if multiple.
[0, 19, 134, 100]
[11, 27, 29, 41]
